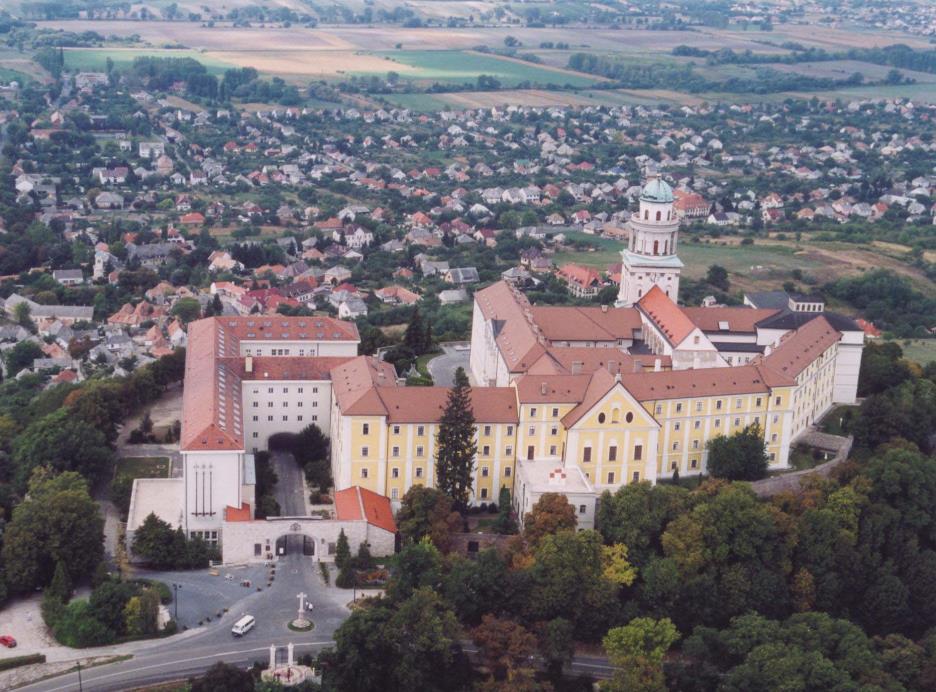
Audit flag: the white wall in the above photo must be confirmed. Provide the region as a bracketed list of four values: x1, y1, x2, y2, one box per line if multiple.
[183, 450, 246, 535]
[833, 333, 863, 405]
[242, 379, 332, 452]
[220, 518, 395, 564]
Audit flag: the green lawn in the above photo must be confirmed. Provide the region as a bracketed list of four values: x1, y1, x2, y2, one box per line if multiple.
[119, 456, 170, 479]
[63, 48, 233, 75]
[378, 92, 455, 111]
[897, 339, 936, 366]
[371, 50, 600, 88]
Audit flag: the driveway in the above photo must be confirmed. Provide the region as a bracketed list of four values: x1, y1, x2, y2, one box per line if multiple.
[426, 342, 471, 387]
[271, 451, 307, 517]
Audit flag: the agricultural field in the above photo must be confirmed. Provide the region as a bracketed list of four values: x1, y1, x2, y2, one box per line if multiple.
[63, 48, 234, 74]
[371, 50, 602, 87]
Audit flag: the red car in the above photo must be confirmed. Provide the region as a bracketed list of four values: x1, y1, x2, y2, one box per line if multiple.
[0, 636, 16, 648]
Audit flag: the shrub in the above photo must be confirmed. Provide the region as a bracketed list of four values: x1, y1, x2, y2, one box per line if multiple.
[0, 654, 46, 672]
[319, 562, 330, 585]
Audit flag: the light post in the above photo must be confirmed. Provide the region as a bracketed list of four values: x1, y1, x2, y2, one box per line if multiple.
[172, 583, 182, 623]
[76, 661, 83, 692]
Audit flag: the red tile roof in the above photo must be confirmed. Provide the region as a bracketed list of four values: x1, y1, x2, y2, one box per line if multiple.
[334, 486, 397, 534]
[682, 307, 779, 334]
[637, 286, 696, 346]
[761, 316, 840, 379]
[375, 387, 518, 423]
[225, 503, 252, 521]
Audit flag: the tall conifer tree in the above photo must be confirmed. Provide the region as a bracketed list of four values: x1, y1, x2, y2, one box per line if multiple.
[435, 368, 476, 509]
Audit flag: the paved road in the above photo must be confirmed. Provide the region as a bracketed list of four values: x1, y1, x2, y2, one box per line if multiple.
[426, 343, 471, 387]
[271, 450, 306, 517]
[20, 554, 349, 692]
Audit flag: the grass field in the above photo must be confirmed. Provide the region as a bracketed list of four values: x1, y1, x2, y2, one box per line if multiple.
[64, 48, 234, 74]
[119, 457, 170, 479]
[554, 233, 825, 282]
[897, 339, 936, 366]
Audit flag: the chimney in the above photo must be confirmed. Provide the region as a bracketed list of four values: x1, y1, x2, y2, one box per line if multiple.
[245, 356, 253, 373]
[654, 358, 661, 372]
[540, 382, 548, 395]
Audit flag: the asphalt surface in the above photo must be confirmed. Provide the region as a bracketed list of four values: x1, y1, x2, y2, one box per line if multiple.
[271, 450, 306, 517]
[19, 554, 349, 692]
[426, 343, 471, 387]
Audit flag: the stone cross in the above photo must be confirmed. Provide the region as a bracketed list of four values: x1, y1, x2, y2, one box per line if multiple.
[297, 592, 307, 614]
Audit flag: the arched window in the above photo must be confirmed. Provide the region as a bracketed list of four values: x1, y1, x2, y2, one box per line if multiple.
[644, 209, 648, 220]
[655, 210, 661, 221]
[611, 408, 620, 424]
[653, 240, 659, 254]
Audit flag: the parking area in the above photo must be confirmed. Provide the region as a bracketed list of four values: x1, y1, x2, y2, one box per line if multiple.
[134, 563, 270, 629]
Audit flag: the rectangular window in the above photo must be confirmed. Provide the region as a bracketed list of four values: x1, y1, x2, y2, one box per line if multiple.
[252, 432, 258, 438]
[674, 422, 681, 432]
[253, 402, 258, 408]
[298, 387, 304, 394]
[632, 471, 640, 482]
[691, 458, 698, 469]
[268, 402, 274, 408]
[362, 423, 369, 435]
[583, 447, 592, 463]
[254, 543, 262, 556]
[552, 407, 559, 418]
[482, 445, 490, 456]
[608, 445, 617, 461]
[392, 446, 400, 457]
[549, 445, 557, 456]
[361, 446, 369, 457]
[391, 488, 399, 500]
[506, 425, 514, 436]
[736, 398, 742, 408]
[282, 415, 288, 421]
[634, 444, 642, 461]
[505, 467, 512, 477]
[530, 407, 537, 417]
[298, 416, 303, 422]
[734, 418, 741, 426]
[268, 415, 273, 421]
[714, 419, 721, 428]
[393, 425, 400, 435]
[672, 442, 679, 450]
[676, 403, 683, 413]
[529, 426, 535, 436]
[775, 396, 781, 405]
[769, 452, 776, 461]
[693, 440, 699, 449]
[756, 397, 763, 407]
[392, 467, 399, 478]
[480, 488, 488, 499]
[696, 401, 703, 412]
[505, 445, 513, 456]
[694, 420, 701, 429]
[415, 467, 423, 478]
[297, 402, 303, 408]
[607, 472, 615, 484]
[416, 446, 424, 457]
[551, 426, 558, 436]
[579, 504, 587, 514]
[482, 467, 489, 477]
[361, 468, 368, 478]
[771, 433, 778, 442]
[417, 426, 425, 436]
[253, 415, 258, 421]
[527, 446, 534, 460]
[716, 400, 722, 410]
[655, 404, 663, 415]
[483, 425, 491, 436]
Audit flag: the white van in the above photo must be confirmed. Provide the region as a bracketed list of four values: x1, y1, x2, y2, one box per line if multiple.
[232, 615, 255, 637]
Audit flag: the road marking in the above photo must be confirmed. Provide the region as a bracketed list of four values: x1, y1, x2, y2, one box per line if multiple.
[27, 642, 333, 692]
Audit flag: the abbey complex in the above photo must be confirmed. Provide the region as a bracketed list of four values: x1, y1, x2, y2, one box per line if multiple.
[127, 177, 864, 561]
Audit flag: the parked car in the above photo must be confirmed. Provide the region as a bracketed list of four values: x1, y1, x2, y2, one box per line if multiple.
[0, 635, 17, 648]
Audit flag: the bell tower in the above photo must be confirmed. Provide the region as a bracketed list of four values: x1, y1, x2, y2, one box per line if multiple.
[616, 175, 683, 307]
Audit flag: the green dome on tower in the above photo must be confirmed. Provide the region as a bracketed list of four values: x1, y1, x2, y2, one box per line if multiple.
[639, 176, 674, 203]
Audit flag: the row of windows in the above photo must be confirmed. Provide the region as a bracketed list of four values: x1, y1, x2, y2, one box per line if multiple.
[250, 414, 318, 434]
[252, 386, 318, 394]
[654, 396, 779, 416]
[245, 348, 316, 357]
[378, 424, 518, 437]
[253, 400, 317, 408]
[583, 444, 642, 463]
